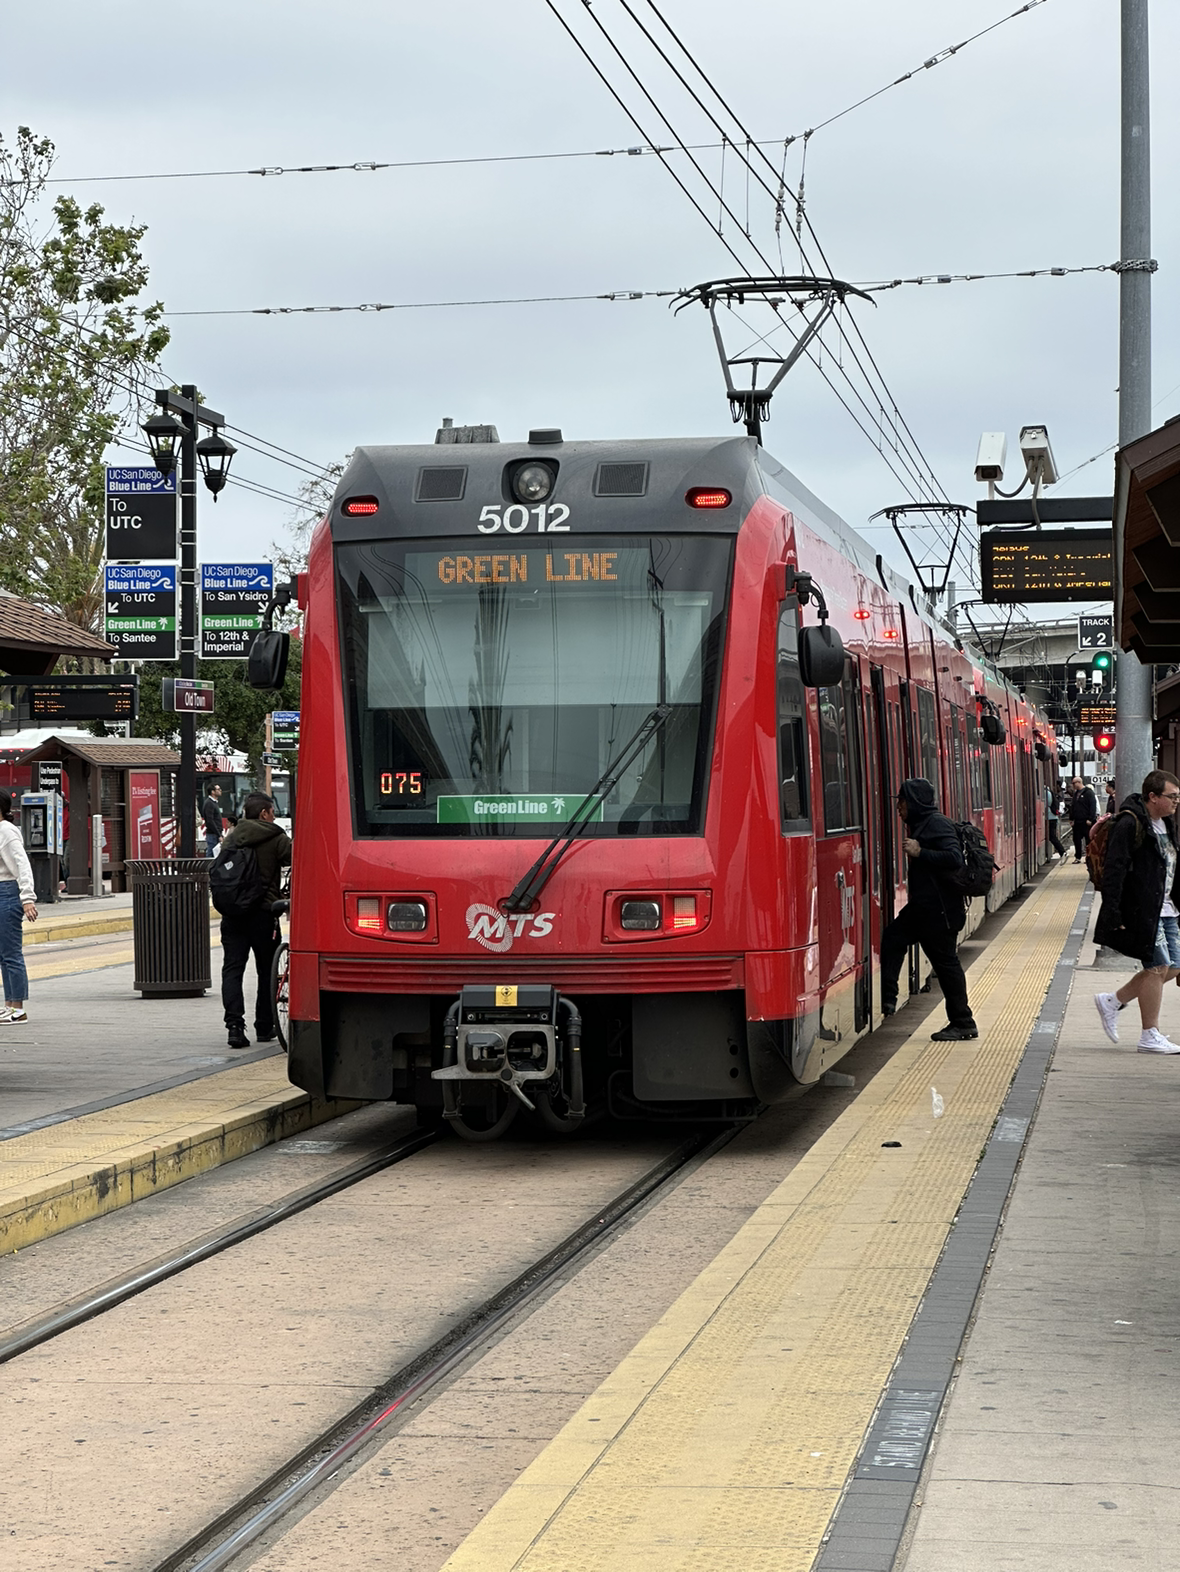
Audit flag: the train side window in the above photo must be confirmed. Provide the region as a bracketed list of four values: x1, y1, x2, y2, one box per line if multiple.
[966, 708, 990, 809]
[949, 705, 968, 820]
[777, 605, 811, 831]
[916, 686, 939, 790]
[818, 663, 861, 833]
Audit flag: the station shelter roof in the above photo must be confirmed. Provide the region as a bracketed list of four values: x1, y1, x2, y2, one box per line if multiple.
[16, 735, 180, 769]
[1115, 414, 1180, 663]
[0, 591, 115, 676]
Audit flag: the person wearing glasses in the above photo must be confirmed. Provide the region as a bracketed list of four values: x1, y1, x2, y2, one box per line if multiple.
[1094, 769, 1180, 1053]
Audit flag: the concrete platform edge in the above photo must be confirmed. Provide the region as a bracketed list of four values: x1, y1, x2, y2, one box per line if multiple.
[0, 1090, 360, 1254]
[812, 884, 1093, 1572]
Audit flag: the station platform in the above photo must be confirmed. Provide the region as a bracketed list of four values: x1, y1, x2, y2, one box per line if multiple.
[0, 1056, 353, 1254]
[439, 862, 1123, 1572]
[0, 900, 333, 1255]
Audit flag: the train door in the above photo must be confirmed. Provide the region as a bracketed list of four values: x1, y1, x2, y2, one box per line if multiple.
[815, 658, 868, 1046]
[870, 666, 896, 931]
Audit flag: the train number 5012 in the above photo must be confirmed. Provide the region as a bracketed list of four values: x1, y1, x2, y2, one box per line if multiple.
[477, 503, 571, 534]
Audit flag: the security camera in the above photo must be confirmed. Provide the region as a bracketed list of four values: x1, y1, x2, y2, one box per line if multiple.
[1019, 425, 1058, 486]
[974, 432, 1007, 483]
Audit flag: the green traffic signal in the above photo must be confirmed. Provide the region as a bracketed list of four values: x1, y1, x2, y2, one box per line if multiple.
[1092, 649, 1112, 673]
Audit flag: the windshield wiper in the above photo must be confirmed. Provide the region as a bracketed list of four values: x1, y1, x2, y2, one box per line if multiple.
[500, 704, 672, 914]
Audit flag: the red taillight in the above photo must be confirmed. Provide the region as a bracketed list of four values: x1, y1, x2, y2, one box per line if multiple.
[882, 628, 899, 641]
[355, 897, 382, 933]
[343, 496, 379, 517]
[853, 607, 871, 621]
[671, 895, 701, 931]
[685, 487, 731, 509]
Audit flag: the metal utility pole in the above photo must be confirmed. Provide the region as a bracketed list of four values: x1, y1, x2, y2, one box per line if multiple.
[1115, 0, 1155, 800]
[143, 388, 235, 856]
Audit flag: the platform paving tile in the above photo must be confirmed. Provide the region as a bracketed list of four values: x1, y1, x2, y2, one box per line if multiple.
[435, 870, 1085, 1571]
[898, 904, 1180, 1572]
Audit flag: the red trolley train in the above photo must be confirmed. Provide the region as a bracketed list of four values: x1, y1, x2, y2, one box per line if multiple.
[277, 431, 1054, 1138]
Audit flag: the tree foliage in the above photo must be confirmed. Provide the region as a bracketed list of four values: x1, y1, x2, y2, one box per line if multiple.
[0, 126, 169, 629]
[130, 640, 304, 773]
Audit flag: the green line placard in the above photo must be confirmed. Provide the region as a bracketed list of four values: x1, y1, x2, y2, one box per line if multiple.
[437, 794, 602, 825]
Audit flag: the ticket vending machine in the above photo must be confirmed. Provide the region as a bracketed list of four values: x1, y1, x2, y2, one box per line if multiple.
[20, 791, 62, 904]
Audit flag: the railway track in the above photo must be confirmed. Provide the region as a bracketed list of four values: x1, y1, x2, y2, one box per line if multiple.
[3, 1110, 740, 1572]
[152, 1126, 736, 1572]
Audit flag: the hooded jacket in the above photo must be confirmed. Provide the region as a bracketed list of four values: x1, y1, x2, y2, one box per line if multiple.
[219, 816, 292, 905]
[897, 777, 967, 932]
[1094, 793, 1180, 965]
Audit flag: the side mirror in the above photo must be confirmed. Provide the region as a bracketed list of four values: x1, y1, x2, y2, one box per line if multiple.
[247, 630, 290, 690]
[799, 624, 845, 688]
[981, 713, 1006, 746]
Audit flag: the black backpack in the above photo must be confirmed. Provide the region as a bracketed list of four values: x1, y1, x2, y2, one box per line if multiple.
[944, 821, 999, 899]
[209, 843, 266, 915]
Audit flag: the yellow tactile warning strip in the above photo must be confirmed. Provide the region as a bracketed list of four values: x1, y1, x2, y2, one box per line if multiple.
[24, 928, 222, 981]
[442, 865, 1086, 1572]
[0, 1060, 354, 1253]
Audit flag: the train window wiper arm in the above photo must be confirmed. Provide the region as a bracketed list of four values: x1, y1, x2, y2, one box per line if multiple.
[500, 704, 671, 915]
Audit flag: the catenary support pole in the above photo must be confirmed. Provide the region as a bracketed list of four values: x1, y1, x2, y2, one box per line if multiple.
[1114, 0, 1154, 800]
[178, 385, 198, 858]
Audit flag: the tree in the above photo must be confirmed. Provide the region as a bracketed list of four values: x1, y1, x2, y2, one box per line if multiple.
[132, 640, 303, 774]
[269, 459, 346, 586]
[0, 126, 169, 630]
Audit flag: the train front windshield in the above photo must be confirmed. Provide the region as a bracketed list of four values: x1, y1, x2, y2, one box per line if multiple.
[338, 535, 731, 837]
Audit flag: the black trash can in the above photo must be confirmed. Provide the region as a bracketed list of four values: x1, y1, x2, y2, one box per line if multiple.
[127, 859, 212, 997]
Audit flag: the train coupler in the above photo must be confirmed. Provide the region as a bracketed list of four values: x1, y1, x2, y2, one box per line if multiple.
[432, 985, 584, 1130]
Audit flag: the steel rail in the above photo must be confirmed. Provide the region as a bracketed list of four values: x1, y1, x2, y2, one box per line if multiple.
[0, 1126, 438, 1365]
[155, 1125, 740, 1572]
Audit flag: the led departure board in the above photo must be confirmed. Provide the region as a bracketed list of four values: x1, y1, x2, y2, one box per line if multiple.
[26, 680, 139, 723]
[1079, 704, 1117, 727]
[980, 528, 1114, 604]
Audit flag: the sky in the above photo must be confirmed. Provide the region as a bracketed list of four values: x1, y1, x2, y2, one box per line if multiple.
[2, 0, 1176, 616]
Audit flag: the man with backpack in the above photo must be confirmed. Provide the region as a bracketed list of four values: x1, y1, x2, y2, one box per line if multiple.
[880, 777, 979, 1042]
[1093, 769, 1180, 1054]
[211, 791, 291, 1050]
[1069, 776, 1098, 863]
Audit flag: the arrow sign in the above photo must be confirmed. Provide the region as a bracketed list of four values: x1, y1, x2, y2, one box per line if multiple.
[104, 563, 177, 659]
[200, 562, 274, 659]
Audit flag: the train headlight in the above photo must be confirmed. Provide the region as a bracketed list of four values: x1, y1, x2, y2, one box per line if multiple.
[512, 462, 554, 503]
[387, 900, 429, 931]
[620, 899, 662, 930]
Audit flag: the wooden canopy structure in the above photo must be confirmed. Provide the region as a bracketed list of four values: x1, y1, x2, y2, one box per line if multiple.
[0, 590, 114, 676]
[1115, 415, 1180, 663]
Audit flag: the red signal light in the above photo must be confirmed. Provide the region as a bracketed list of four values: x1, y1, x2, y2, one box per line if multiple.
[685, 488, 731, 509]
[1093, 730, 1116, 752]
[853, 607, 871, 621]
[343, 496, 379, 517]
[882, 628, 899, 641]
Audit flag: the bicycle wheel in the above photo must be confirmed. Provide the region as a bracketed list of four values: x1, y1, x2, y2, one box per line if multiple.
[270, 941, 290, 1051]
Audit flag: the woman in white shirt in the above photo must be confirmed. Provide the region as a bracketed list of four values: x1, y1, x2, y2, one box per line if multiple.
[0, 789, 37, 1021]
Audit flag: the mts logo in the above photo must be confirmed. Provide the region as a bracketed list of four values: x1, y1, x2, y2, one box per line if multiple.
[465, 904, 555, 954]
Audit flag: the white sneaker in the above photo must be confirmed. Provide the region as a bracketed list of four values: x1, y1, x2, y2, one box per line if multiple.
[0, 1008, 28, 1024]
[1137, 1028, 1180, 1054]
[1094, 992, 1121, 1043]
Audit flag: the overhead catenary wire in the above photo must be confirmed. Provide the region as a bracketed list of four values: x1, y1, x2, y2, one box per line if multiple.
[620, 0, 971, 575]
[38, 0, 1049, 187]
[560, 0, 960, 567]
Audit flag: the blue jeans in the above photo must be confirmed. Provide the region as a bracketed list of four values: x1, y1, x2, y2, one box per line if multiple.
[0, 881, 29, 1002]
[1149, 914, 1180, 970]
[205, 833, 221, 857]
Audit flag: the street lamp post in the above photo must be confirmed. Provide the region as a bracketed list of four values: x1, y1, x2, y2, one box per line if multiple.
[143, 386, 235, 857]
